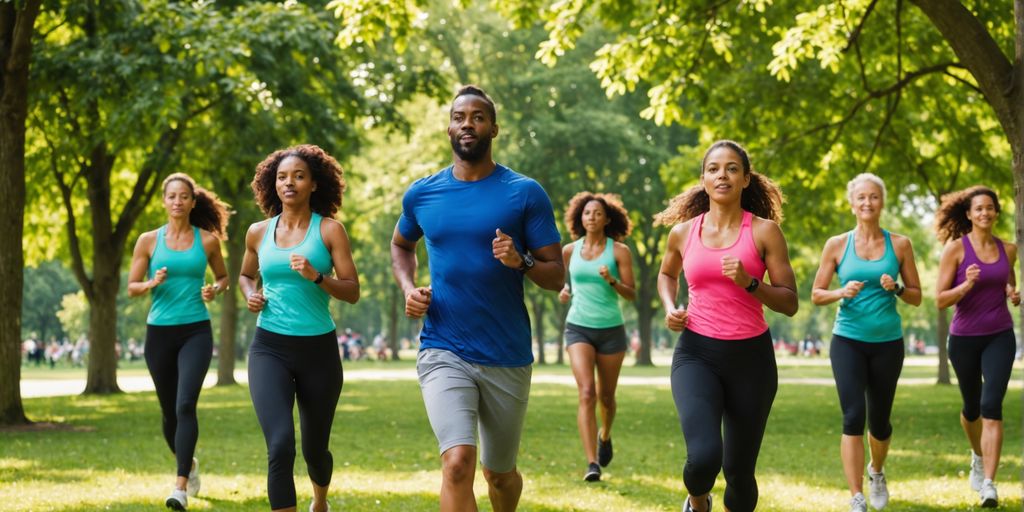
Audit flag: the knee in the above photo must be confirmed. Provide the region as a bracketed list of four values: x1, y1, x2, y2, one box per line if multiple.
[684, 445, 722, 485]
[267, 439, 296, 467]
[175, 399, 197, 419]
[578, 385, 597, 408]
[842, 408, 866, 436]
[442, 448, 476, 485]
[482, 467, 520, 492]
[598, 391, 616, 411]
[980, 400, 1003, 420]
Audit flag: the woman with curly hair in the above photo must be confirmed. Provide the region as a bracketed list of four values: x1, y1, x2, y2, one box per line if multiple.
[935, 185, 1019, 508]
[557, 192, 636, 482]
[126, 172, 230, 510]
[238, 144, 360, 512]
[655, 140, 797, 512]
[810, 173, 922, 512]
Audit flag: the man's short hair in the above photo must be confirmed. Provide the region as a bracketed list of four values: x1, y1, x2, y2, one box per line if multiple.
[452, 85, 497, 123]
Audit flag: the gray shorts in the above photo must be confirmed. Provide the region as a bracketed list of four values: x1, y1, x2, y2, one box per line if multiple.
[416, 348, 532, 473]
[564, 322, 628, 354]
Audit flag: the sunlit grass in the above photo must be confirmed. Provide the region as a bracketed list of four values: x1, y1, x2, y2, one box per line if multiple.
[2, 376, 1021, 510]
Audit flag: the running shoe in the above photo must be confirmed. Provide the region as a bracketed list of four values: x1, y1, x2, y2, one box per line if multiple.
[867, 466, 888, 509]
[583, 462, 601, 482]
[970, 451, 984, 491]
[682, 494, 712, 512]
[979, 479, 998, 508]
[186, 457, 200, 497]
[849, 492, 867, 512]
[165, 489, 187, 511]
[598, 431, 614, 467]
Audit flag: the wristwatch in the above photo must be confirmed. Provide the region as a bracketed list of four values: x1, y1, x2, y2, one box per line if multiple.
[314, 272, 324, 284]
[745, 277, 760, 293]
[518, 253, 535, 273]
[894, 283, 905, 296]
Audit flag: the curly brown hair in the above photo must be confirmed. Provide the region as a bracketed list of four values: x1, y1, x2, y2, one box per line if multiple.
[162, 173, 231, 239]
[934, 185, 1001, 243]
[654, 140, 784, 226]
[563, 192, 633, 241]
[251, 144, 346, 218]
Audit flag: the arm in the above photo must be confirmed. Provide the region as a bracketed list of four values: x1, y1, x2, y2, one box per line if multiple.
[810, 236, 862, 306]
[657, 222, 689, 331]
[126, 232, 162, 297]
[1006, 243, 1020, 305]
[936, 241, 972, 309]
[492, 229, 565, 291]
[238, 222, 267, 313]
[200, 230, 229, 302]
[391, 227, 432, 318]
[317, 219, 360, 304]
[891, 235, 922, 306]
[607, 242, 636, 301]
[558, 244, 573, 304]
[749, 219, 798, 316]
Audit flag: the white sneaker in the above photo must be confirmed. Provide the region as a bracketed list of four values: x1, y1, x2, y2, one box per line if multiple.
[186, 457, 200, 497]
[979, 479, 998, 508]
[849, 492, 867, 512]
[165, 489, 187, 510]
[969, 451, 984, 491]
[867, 466, 889, 509]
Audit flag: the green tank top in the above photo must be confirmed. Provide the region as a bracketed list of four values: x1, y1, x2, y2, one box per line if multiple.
[566, 238, 624, 328]
[257, 213, 336, 336]
[832, 230, 903, 342]
[147, 225, 210, 326]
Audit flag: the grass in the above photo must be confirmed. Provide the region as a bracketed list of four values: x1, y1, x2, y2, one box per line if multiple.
[3, 367, 1021, 511]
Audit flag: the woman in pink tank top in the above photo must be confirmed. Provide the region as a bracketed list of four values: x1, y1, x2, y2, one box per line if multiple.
[655, 140, 797, 512]
[935, 186, 1020, 507]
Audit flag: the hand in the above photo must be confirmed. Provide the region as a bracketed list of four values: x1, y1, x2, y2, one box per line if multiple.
[289, 253, 318, 281]
[558, 286, 571, 304]
[839, 280, 865, 299]
[720, 255, 750, 288]
[150, 267, 168, 288]
[880, 273, 897, 292]
[201, 283, 218, 302]
[492, 229, 522, 269]
[964, 263, 981, 284]
[598, 265, 614, 284]
[246, 290, 266, 313]
[1007, 284, 1021, 306]
[405, 286, 432, 319]
[665, 304, 688, 332]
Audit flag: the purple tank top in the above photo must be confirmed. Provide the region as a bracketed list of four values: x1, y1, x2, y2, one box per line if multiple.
[949, 236, 1013, 336]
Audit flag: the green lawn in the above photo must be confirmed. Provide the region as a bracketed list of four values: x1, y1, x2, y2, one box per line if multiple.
[3, 375, 1021, 511]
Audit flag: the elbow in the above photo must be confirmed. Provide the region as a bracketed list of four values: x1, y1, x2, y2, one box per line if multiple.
[780, 298, 799, 317]
[344, 283, 361, 304]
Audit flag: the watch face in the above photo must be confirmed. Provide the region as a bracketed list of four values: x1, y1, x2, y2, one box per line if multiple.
[524, 254, 535, 267]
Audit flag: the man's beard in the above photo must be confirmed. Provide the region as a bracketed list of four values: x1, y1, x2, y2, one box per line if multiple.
[451, 133, 492, 162]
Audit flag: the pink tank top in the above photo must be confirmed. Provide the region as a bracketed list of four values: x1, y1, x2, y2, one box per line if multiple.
[683, 211, 768, 339]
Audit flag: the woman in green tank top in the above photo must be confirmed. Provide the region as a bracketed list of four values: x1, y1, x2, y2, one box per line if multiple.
[557, 192, 636, 482]
[127, 173, 230, 510]
[811, 173, 922, 512]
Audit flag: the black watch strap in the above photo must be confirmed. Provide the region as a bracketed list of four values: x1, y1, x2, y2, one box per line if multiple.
[745, 277, 760, 293]
[314, 272, 324, 284]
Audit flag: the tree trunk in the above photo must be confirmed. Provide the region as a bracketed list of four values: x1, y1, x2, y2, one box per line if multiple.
[217, 232, 244, 385]
[0, 0, 42, 425]
[388, 284, 400, 360]
[936, 306, 951, 385]
[532, 295, 546, 364]
[635, 292, 655, 366]
[555, 302, 567, 365]
[84, 271, 121, 394]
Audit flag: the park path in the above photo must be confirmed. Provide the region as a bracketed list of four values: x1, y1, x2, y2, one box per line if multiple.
[20, 359, 992, 398]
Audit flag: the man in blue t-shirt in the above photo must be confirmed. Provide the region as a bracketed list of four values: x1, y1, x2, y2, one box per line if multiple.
[391, 85, 564, 511]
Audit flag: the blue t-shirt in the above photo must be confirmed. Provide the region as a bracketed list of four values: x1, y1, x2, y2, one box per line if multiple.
[397, 164, 561, 366]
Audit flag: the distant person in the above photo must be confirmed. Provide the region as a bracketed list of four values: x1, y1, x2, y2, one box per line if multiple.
[391, 85, 563, 511]
[557, 192, 635, 482]
[127, 173, 230, 510]
[239, 145, 359, 512]
[656, 140, 797, 512]
[935, 185, 1019, 508]
[811, 173, 922, 512]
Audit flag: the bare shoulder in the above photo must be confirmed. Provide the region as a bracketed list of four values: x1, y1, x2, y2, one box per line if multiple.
[613, 240, 632, 255]
[940, 238, 963, 259]
[888, 232, 914, 251]
[246, 219, 271, 243]
[562, 243, 574, 257]
[321, 216, 347, 235]
[670, 218, 695, 240]
[751, 216, 784, 241]
[1004, 240, 1017, 258]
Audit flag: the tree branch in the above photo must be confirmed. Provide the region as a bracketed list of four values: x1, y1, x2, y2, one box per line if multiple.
[842, 0, 879, 53]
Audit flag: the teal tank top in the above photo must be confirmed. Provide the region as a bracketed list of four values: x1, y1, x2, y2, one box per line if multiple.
[566, 238, 624, 328]
[832, 230, 903, 342]
[257, 213, 335, 336]
[147, 225, 210, 326]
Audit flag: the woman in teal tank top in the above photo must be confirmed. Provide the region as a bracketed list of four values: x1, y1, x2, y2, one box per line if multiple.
[557, 192, 636, 482]
[238, 145, 359, 512]
[127, 173, 230, 511]
[811, 173, 922, 512]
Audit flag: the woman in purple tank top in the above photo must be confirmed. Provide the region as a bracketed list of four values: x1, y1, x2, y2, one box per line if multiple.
[935, 185, 1020, 508]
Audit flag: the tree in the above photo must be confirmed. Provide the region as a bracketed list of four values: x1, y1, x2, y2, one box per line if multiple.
[22, 260, 80, 342]
[0, 0, 42, 425]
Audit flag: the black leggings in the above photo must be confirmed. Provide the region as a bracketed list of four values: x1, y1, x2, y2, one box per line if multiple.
[671, 329, 777, 512]
[248, 327, 343, 510]
[829, 335, 904, 438]
[948, 329, 1016, 421]
[144, 321, 213, 477]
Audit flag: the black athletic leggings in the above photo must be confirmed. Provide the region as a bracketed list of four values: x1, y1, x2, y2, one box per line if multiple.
[948, 329, 1016, 421]
[248, 327, 343, 510]
[829, 335, 904, 438]
[144, 320, 213, 477]
[671, 329, 777, 512]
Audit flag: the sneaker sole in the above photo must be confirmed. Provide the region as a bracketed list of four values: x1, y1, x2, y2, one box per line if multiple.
[165, 498, 186, 511]
[583, 471, 601, 482]
[981, 497, 998, 508]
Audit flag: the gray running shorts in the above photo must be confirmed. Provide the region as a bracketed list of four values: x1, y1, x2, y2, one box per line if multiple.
[416, 348, 532, 473]
[564, 322, 628, 355]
